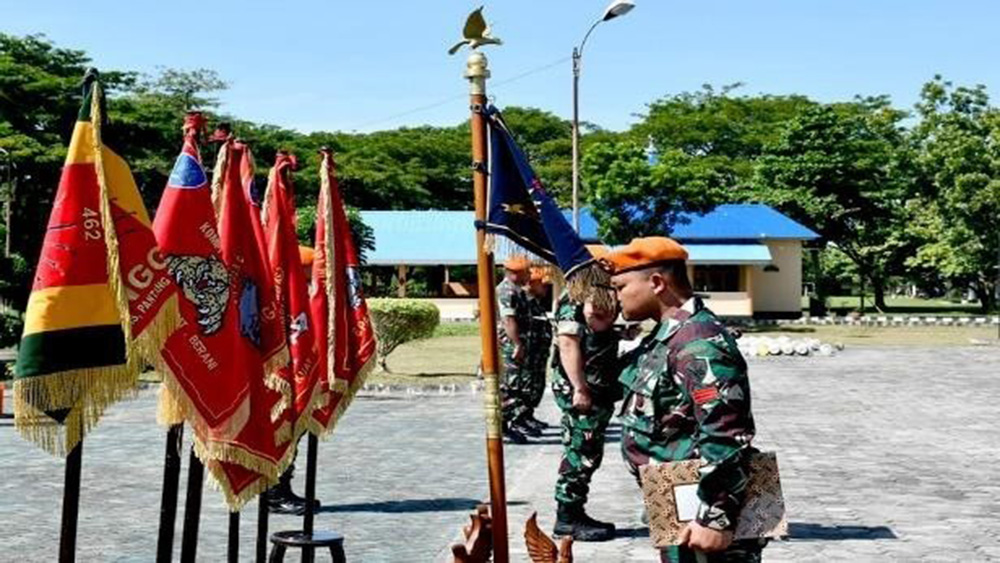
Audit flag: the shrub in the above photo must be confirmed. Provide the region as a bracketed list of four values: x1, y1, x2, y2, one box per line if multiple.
[368, 299, 440, 371]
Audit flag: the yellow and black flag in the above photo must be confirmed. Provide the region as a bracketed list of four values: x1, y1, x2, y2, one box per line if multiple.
[14, 71, 181, 455]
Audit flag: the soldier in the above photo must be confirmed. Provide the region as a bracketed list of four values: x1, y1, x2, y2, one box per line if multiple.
[496, 255, 534, 443]
[604, 237, 764, 563]
[522, 266, 554, 432]
[550, 288, 623, 541]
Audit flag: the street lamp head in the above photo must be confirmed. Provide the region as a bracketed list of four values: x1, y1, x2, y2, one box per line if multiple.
[602, 0, 635, 21]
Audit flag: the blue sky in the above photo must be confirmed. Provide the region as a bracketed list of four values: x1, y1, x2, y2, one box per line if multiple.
[4, 1, 998, 133]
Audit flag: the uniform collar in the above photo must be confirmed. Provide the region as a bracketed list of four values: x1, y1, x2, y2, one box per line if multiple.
[654, 296, 702, 342]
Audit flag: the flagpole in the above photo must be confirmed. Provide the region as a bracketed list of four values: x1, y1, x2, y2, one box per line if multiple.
[156, 424, 184, 563]
[179, 449, 204, 563]
[256, 491, 269, 563]
[228, 511, 240, 562]
[301, 433, 320, 563]
[59, 438, 83, 563]
[466, 50, 510, 562]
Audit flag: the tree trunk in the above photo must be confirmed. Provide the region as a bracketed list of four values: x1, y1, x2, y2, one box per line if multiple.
[872, 278, 888, 313]
[974, 280, 996, 314]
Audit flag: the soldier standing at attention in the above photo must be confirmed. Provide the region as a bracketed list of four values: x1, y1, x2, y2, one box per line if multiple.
[522, 266, 554, 433]
[497, 255, 534, 443]
[604, 237, 764, 563]
[550, 288, 622, 542]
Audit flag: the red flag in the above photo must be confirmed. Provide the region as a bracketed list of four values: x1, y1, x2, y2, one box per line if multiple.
[309, 149, 377, 433]
[152, 114, 268, 507]
[199, 139, 296, 506]
[262, 152, 322, 439]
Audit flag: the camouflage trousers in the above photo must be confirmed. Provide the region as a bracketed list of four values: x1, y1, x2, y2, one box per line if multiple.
[659, 539, 765, 563]
[500, 341, 533, 425]
[525, 341, 551, 411]
[553, 394, 614, 508]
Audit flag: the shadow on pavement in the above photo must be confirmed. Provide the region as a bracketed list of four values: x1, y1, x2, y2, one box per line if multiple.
[788, 522, 897, 541]
[318, 498, 526, 514]
[615, 526, 651, 539]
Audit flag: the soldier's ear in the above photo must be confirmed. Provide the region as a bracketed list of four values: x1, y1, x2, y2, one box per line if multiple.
[647, 270, 667, 296]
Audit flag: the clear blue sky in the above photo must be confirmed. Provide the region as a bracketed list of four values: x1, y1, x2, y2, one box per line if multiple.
[5, 1, 998, 133]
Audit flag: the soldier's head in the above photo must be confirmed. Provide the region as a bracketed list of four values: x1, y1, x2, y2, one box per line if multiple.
[503, 255, 531, 284]
[584, 296, 617, 333]
[526, 267, 548, 297]
[603, 237, 692, 322]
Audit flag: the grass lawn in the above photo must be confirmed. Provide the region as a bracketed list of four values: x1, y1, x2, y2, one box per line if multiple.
[803, 295, 986, 316]
[745, 324, 998, 347]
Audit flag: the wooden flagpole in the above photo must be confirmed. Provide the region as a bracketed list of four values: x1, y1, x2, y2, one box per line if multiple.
[466, 50, 510, 562]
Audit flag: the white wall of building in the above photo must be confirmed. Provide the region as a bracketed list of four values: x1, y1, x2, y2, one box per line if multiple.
[750, 240, 803, 316]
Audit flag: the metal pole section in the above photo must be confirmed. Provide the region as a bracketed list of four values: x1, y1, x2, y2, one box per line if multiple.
[571, 47, 581, 234]
[59, 440, 83, 563]
[156, 424, 184, 563]
[256, 491, 269, 563]
[228, 511, 240, 563]
[301, 433, 319, 563]
[466, 50, 510, 563]
[179, 449, 204, 563]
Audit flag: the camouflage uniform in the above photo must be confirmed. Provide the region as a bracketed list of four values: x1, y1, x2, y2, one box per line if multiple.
[525, 293, 553, 412]
[551, 293, 623, 509]
[618, 297, 763, 563]
[497, 277, 532, 425]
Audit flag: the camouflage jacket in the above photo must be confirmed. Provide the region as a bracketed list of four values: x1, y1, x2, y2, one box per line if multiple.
[496, 278, 529, 349]
[550, 293, 623, 406]
[525, 294, 553, 356]
[619, 297, 755, 532]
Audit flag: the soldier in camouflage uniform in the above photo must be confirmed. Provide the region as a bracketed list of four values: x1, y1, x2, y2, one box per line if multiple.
[496, 256, 534, 443]
[550, 290, 623, 542]
[606, 237, 765, 563]
[522, 267, 553, 432]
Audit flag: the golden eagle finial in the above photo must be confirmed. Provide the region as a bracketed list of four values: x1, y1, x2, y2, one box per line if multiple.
[449, 6, 503, 55]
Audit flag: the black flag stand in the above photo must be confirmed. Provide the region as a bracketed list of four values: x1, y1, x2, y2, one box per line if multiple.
[179, 449, 204, 563]
[59, 439, 83, 563]
[156, 424, 184, 563]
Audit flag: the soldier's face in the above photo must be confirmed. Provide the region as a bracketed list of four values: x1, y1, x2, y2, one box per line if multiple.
[584, 301, 615, 332]
[610, 270, 660, 321]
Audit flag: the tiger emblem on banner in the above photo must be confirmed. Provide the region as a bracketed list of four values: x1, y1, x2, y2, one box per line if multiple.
[166, 255, 231, 335]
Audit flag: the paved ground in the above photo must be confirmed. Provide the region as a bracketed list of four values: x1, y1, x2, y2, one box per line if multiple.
[2, 346, 1000, 562]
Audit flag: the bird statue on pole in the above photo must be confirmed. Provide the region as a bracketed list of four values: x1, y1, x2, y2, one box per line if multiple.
[448, 6, 503, 54]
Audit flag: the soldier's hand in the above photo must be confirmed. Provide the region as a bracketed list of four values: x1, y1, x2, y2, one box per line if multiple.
[512, 344, 526, 363]
[678, 521, 733, 553]
[572, 387, 593, 414]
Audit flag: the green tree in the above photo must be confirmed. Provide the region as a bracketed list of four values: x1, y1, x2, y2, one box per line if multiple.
[908, 77, 1000, 312]
[753, 99, 914, 311]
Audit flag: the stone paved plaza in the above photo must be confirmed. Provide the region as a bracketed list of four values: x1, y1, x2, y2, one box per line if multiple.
[2, 346, 1000, 562]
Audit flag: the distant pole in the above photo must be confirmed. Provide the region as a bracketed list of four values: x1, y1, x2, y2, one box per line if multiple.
[571, 46, 581, 233]
[466, 49, 510, 562]
[59, 440, 83, 563]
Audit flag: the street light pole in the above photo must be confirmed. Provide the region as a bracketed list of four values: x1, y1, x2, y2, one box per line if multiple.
[570, 0, 636, 234]
[0, 148, 13, 258]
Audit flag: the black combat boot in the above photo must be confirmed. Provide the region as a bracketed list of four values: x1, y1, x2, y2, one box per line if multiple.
[553, 503, 616, 542]
[503, 422, 529, 444]
[267, 465, 320, 515]
[513, 417, 542, 437]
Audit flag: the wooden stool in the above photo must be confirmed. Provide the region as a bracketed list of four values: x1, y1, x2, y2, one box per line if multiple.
[269, 530, 345, 563]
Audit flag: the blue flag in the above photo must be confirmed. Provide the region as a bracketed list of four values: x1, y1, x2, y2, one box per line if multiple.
[483, 105, 594, 278]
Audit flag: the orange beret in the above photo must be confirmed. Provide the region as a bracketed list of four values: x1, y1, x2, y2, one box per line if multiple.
[585, 244, 610, 260]
[503, 255, 530, 272]
[529, 266, 547, 283]
[603, 237, 688, 274]
[299, 245, 315, 267]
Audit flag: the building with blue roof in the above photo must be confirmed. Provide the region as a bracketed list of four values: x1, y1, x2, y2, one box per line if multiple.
[360, 203, 819, 318]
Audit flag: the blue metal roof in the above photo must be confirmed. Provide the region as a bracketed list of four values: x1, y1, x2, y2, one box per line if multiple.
[360, 204, 816, 266]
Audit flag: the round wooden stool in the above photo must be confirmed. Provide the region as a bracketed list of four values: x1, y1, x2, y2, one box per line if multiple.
[268, 530, 346, 563]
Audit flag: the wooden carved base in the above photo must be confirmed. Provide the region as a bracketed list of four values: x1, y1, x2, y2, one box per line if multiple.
[525, 512, 573, 563]
[451, 504, 493, 563]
